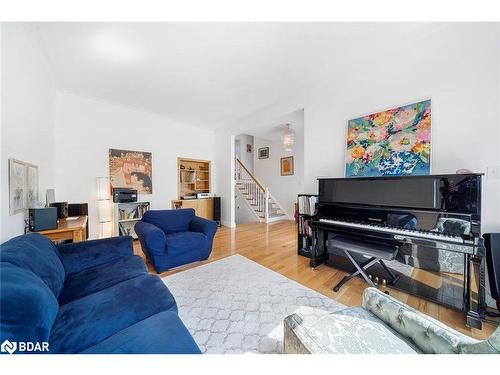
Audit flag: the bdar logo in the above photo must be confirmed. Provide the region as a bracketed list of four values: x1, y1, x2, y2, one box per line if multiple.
[1, 340, 17, 354]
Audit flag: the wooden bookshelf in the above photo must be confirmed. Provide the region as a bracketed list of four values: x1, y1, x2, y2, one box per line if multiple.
[177, 157, 211, 198]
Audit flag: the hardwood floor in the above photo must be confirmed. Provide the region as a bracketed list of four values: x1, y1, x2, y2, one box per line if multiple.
[133, 220, 496, 340]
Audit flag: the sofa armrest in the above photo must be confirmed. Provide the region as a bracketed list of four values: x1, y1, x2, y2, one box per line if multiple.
[189, 216, 217, 240]
[58, 236, 134, 275]
[134, 221, 167, 256]
[361, 287, 498, 354]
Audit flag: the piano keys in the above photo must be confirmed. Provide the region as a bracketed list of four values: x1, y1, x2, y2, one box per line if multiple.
[309, 173, 486, 328]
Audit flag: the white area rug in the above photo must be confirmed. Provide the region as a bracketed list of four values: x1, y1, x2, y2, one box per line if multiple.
[162, 254, 345, 353]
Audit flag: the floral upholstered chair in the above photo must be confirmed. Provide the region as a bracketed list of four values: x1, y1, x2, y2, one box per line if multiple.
[284, 287, 500, 354]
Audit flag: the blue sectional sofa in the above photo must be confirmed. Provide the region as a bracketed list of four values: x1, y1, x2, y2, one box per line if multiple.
[135, 209, 217, 273]
[0, 233, 201, 354]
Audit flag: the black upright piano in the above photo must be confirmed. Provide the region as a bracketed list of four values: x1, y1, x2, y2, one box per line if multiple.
[309, 173, 486, 328]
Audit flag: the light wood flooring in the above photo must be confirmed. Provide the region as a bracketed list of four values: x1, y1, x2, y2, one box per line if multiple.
[133, 220, 496, 340]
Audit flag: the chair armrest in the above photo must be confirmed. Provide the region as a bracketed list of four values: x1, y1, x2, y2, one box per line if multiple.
[134, 221, 167, 256]
[189, 216, 217, 240]
[58, 236, 134, 275]
[361, 287, 494, 353]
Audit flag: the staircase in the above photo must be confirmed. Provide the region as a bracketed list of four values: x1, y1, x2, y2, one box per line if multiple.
[235, 157, 288, 223]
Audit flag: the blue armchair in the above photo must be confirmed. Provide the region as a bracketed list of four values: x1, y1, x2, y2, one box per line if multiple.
[135, 209, 217, 273]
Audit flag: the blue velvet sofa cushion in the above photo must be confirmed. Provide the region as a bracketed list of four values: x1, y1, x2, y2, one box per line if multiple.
[0, 262, 59, 343]
[82, 311, 201, 354]
[0, 233, 65, 297]
[58, 236, 134, 275]
[49, 274, 177, 353]
[58, 255, 147, 305]
[143, 209, 195, 234]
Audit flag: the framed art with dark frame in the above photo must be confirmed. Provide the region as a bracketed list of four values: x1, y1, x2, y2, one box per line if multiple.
[258, 147, 269, 159]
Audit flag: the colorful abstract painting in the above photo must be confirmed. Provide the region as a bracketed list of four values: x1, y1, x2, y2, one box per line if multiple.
[346, 100, 431, 177]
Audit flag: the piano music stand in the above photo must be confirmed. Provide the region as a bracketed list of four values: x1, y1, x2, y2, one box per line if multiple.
[330, 236, 400, 292]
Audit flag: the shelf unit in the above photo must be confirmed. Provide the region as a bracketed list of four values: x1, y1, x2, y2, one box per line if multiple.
[177, 157, 211, 198]
[297, 194, 318, 259]
[114, 201, 150, 239]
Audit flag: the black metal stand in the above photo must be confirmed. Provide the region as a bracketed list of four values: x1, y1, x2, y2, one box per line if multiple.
[333, 250, 400, 292]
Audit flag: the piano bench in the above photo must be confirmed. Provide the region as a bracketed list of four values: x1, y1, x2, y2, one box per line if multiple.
[329, 236, 400, 292]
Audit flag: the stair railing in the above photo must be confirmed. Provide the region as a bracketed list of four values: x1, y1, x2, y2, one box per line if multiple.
[235, 157, 268, 220]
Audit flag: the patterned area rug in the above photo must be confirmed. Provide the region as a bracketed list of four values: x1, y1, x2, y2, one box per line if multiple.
[162, 255, 345, 353]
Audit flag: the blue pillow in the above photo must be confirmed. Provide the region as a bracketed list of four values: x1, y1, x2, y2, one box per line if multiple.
[0, 263, 59, 344]
[0, 233, 65, 297]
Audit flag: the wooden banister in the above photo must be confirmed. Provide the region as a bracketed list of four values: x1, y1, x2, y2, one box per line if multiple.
[235, 157, 266, 192]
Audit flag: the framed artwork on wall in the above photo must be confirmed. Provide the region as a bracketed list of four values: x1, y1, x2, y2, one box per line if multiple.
[246, 144, 252, 153]
[25, 163, 39, 208]
[9, 158, 26, 215]
[258, 147, 269, 159]
[109, 148, 153, 194]
[345, 99, 431, 177]
[280, 156, 294, 176]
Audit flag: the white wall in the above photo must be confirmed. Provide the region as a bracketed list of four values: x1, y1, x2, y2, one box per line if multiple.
[235, 134, 254, 172]
[253, 131, 304, 218]
[214, 130, 235, 227]
[1, 24, 56, 241]
[235, 190, 258, 224]
[53, 92, 216, 239]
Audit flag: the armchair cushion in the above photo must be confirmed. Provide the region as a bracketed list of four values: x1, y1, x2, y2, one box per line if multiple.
[361, 287, 483, 354]
[190, 215, 218, 239]
[135, 220, 167, 257]
[0, 233, 65, 297]
[58, 236, 134, 275]
[49, 274, 177, 353]
[58, 255, 147, 305]
[142, 209, 195, 234]
[284, 307, 419, 354]
[164, 231, 208, 268]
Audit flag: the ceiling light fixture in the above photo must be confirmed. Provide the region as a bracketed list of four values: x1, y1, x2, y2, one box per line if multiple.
[282, 123, 295, 152]
[88, 31, 143, 63]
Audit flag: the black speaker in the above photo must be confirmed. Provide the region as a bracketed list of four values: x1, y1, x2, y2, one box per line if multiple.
[484, 233, 500, 312]
[50, 201, 68, 219]
[213, 197, 221, 226]
[29, 208, 58, 232]
[68, 203, 89, 239]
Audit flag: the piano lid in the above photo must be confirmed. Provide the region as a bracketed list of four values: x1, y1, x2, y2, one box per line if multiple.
[318, 174, 482, 214]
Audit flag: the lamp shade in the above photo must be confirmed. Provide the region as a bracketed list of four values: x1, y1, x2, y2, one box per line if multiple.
[97, 177, 110, 200]
[282, 124, 295, 152]
[97, 199, 112, 223]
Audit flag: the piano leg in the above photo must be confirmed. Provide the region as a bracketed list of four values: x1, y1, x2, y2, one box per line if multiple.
[309, 227, 328, 269]
[465, 254, 486, 329]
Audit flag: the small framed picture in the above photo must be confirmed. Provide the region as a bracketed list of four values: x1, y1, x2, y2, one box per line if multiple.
[280, 156, 294, 176]
[246, 144, 252, 153]
[258, 147, 269, 159]
[9, 158, 26, 215]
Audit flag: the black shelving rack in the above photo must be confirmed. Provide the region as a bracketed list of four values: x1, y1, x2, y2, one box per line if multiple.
[297, 194, 318, 259]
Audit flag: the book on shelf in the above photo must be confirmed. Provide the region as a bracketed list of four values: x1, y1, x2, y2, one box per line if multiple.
[298, 195, 317, 216]
[298, 216, 313, 237]
[118, 202, 150, 220]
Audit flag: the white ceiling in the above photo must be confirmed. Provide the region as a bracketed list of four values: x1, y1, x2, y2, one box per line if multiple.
[248, 109, 304, 142]
[32, 22, 449, 129]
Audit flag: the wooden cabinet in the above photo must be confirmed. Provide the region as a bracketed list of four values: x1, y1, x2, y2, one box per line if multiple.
[171, 198, 214, 220]
[177, 158, 211, 199]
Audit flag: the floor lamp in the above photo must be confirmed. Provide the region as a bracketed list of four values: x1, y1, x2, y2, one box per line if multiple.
[97, 177, 112, 238]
